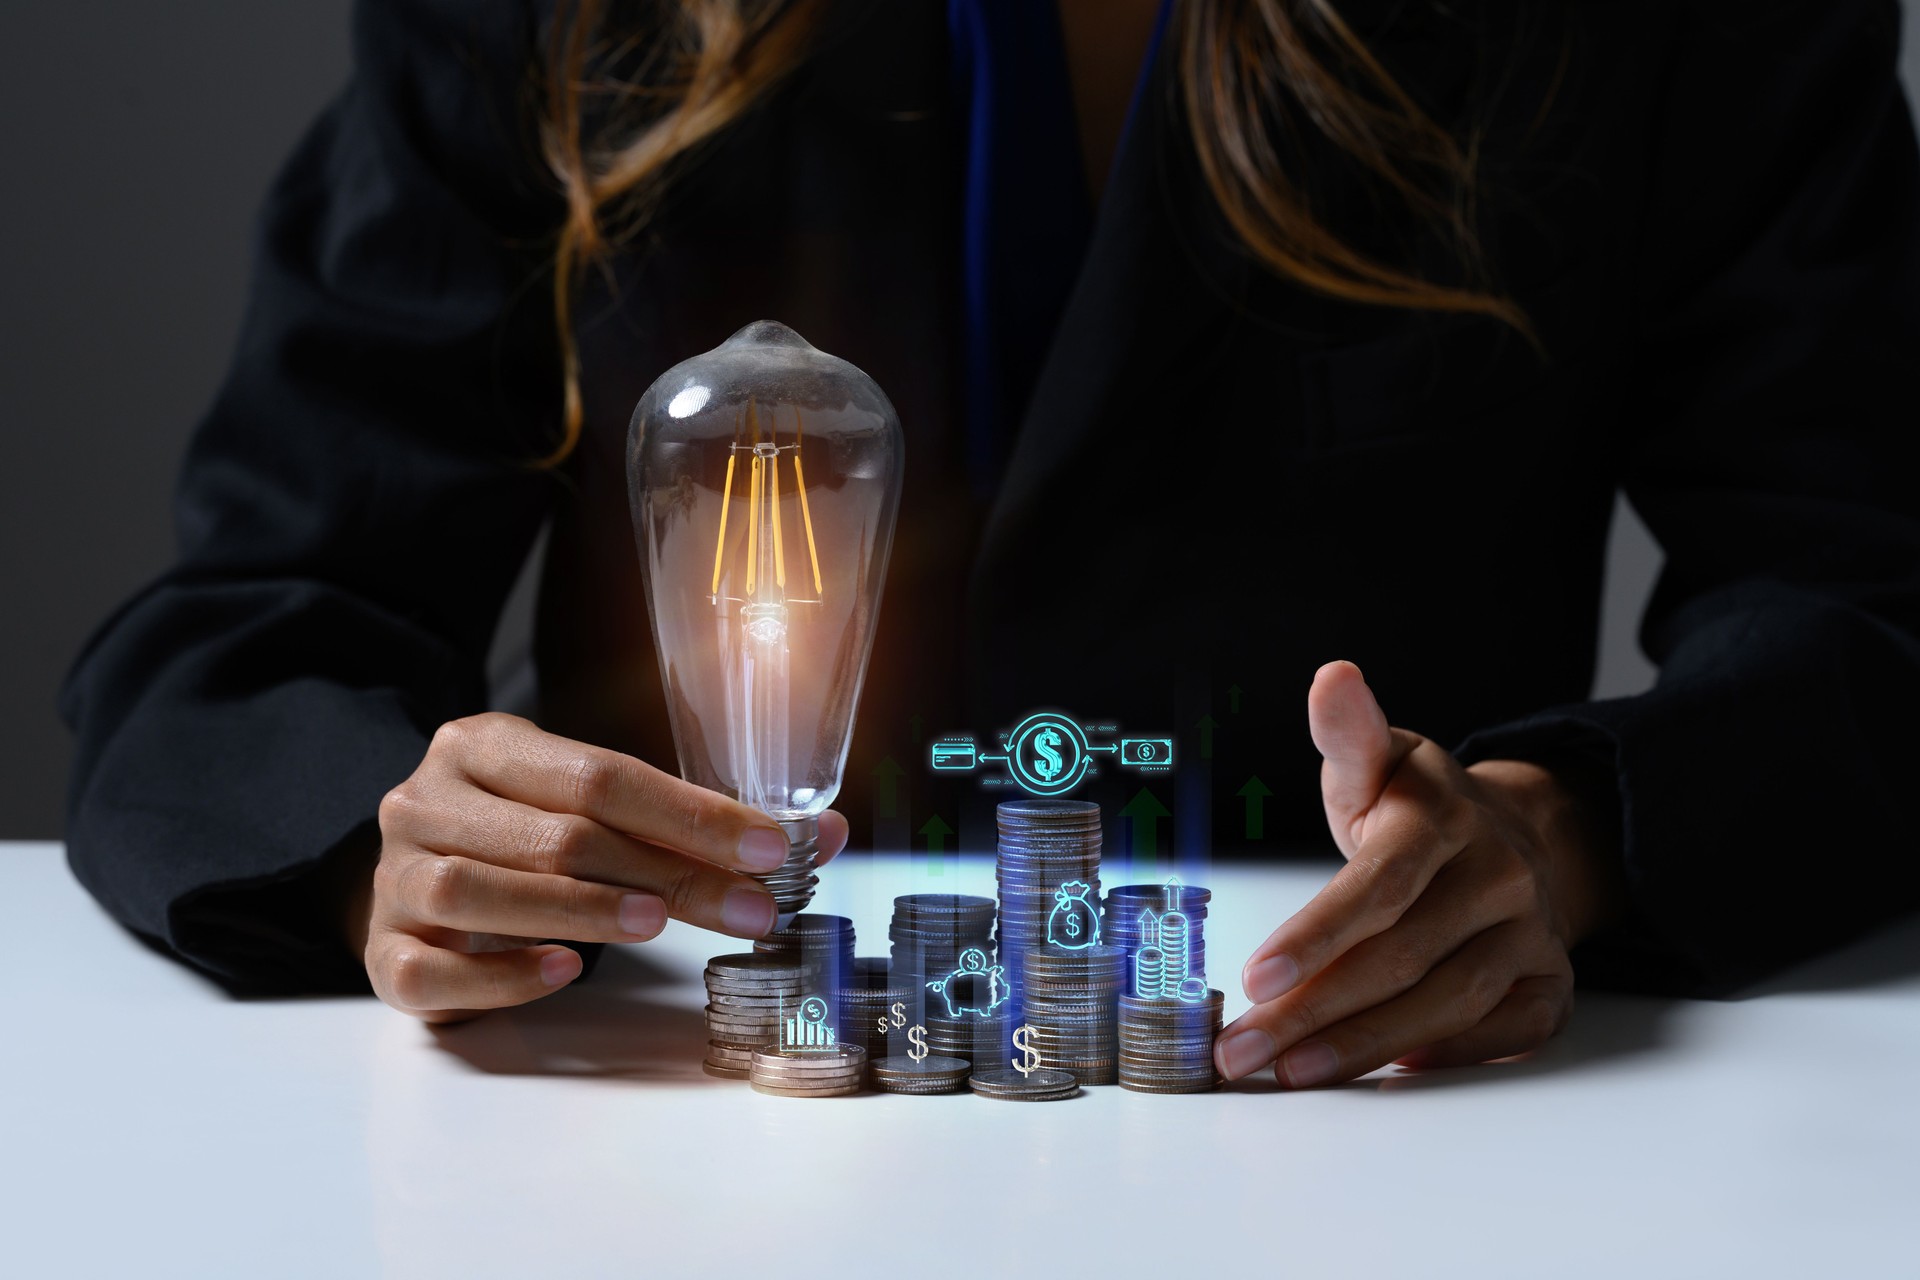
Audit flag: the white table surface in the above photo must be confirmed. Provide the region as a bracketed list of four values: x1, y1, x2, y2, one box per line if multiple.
[2, 840, 1916, 1278]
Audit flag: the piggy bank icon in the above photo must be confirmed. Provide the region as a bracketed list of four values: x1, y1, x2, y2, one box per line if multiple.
[925, 947, 1009, 1018]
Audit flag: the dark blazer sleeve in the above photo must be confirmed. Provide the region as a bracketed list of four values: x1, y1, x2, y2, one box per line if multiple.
[1455, 0, 1920, 996]
[59, 0, 561, 992]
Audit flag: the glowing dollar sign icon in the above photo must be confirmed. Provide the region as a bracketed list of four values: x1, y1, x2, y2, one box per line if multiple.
[888, 1001, 907, 1028]
[1011, 1024, 1041, 1077]
[1033, 728, 1064, 783]
[907, 1025, 929, 1063]
[876, 1013, 889, 1034]
[1065, 911, 1081, 938]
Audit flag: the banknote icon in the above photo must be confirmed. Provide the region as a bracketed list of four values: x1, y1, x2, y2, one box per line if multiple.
[1119, 738, 1174, 767]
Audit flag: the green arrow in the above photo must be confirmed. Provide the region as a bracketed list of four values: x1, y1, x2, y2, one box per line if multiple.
[1228, 684, 1243, 714]
[919, 813, 954, 855]
[909, 714, 923, 743]
[1118, 787, 1171, 858]
[1236, 775, 1273, 840]
[1195, 714, 1219, 761]
[872, 755, 907, 819]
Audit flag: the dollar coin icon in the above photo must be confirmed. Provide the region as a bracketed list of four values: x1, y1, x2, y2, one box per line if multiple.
[1005, 712, 1089, 796]
[907, 1024, 929, 1063]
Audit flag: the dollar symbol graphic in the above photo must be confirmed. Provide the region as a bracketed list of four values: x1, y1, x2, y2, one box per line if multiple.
[1065, 911, 1081, 938]
[1033, 728, 1064, 782]
[889, 1001, 906, 1028]
[876, 1013, 889, 1034]
[907, 1025, 929, 1063]
[1011, 1024, 1041, 1077]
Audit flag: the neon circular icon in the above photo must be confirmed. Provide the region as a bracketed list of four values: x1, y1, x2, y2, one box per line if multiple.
[1005, 712, 1091, 796]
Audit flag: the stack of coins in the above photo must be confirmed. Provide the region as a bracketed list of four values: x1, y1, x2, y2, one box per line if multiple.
[889, 894, 997, 1022]
[870, 1054, 971, 1095]
[1022, 944, 1126, 1084]
[1106, 882, 1211, 991]
[994, 800, 1104, 990]
[702, 954, 803, 1079]
[923, 1011, 1014, 1069]
[1117, 989, 1225, 1093]
[754, 913, 856, 1012]
[747, 1044, 867, 1098]
[968, 1067, 1080, 1102]
[835, 958, 916, 1062]
[755, 819, 822, 918]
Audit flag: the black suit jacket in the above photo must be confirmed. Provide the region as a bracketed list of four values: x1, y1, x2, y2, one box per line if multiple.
[61, 0, 1920, 998]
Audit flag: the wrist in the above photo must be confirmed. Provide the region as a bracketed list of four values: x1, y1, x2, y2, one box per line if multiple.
[1468, 755, 1627, 948]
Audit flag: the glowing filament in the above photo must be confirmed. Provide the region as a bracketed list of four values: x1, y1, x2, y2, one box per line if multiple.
[710, 452, 737, 597]
[746, 454, 762, 595]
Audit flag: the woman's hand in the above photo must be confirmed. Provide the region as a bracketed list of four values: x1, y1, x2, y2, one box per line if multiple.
[1215, 661, 1626, 1087]
[351, 712, 849, 1023]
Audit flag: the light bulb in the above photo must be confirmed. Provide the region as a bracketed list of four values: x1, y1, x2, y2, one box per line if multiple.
[628, 321, 905, 916]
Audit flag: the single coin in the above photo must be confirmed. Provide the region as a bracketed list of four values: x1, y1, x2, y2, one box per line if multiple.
[749, 1080, 864, 1098]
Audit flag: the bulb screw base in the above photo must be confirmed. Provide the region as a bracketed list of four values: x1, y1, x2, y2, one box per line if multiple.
[753, 817, 821, 926]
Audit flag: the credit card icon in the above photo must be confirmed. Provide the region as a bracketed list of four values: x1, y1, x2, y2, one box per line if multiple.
[929, 741, 978, 772]
[1119, 738, 1174, 767]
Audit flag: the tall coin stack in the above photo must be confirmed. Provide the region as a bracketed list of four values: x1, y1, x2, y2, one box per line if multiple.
[835, 958, 917, 1062]
[1022, 944, 1127, 1084]
[888, 894, 997, 1024]
[994, 799, 1104, 992]
[703, 954, 803, 1079]
[1106, 882, 1210, 985]
[1117, 989, 1224, 1093]
[754, 913, 856, 1014]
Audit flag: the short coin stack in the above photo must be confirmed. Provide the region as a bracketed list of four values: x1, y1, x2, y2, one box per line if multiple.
[754, 913, 856, 1012]
[923, 1010, 1014, 1069]
[870, 1054, 971, 1095]
[888, 894, 997, 1022]
[1022, 944, 1127, 1084]
[1117, 989, 1225, 1093]
[748, 1044, 867, 1098]
[968, 1067, 1080, 1102]
[835, 959, 917, 1062]
[703, 954, 803, 1078]
[994, 799, 1104, 991]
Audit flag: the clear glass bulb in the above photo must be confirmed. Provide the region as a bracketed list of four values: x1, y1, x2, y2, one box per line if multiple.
[628, 321, 904, 913]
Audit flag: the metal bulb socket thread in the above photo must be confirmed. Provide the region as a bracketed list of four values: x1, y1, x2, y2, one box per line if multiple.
[755, 816, 822, 928]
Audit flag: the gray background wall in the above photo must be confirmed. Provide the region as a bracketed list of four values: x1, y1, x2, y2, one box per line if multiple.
[2, 3, 1916, 837]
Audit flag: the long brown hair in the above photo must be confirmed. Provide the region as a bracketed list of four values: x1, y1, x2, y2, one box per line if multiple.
[541, 0, 1525, 463]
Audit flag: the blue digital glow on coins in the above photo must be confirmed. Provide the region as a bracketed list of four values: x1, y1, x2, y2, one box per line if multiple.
[924, 947, 1010, 1018]
[1046, 880, 1102, 949]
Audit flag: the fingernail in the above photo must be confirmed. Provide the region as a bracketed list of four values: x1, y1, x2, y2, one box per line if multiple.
[1215, 1028, 1276, 1081]
[736, 827, 790, 872]
[1244, 953, 1300, 1003]
[618, 894, 666, 938]
[721, 886, 777, 937]
[539, 949, 581, 987]
[1280, 1041, 1340, 1088]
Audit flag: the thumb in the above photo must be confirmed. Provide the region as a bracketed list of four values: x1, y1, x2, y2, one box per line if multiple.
[1308, 660, 1407, 854]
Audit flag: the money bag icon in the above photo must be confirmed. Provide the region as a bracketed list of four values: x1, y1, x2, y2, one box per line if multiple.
[1045, 880, 1101, 950]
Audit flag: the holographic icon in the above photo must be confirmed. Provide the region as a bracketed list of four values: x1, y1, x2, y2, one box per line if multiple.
[1045, 880, 1102, 950]
[875, 1000, 908, 1035]
[1010, 1024, 1042, 1076]
[925, 947, 1011, 1018]
[1118, 738, 1175, 768]
[1003, 712, 1093, 796]
[781, 995, 838, 1051]
[907, 1024, 930, 1062]
[1132, 878, 1206, 1003]
[929, 740, 978, 772]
